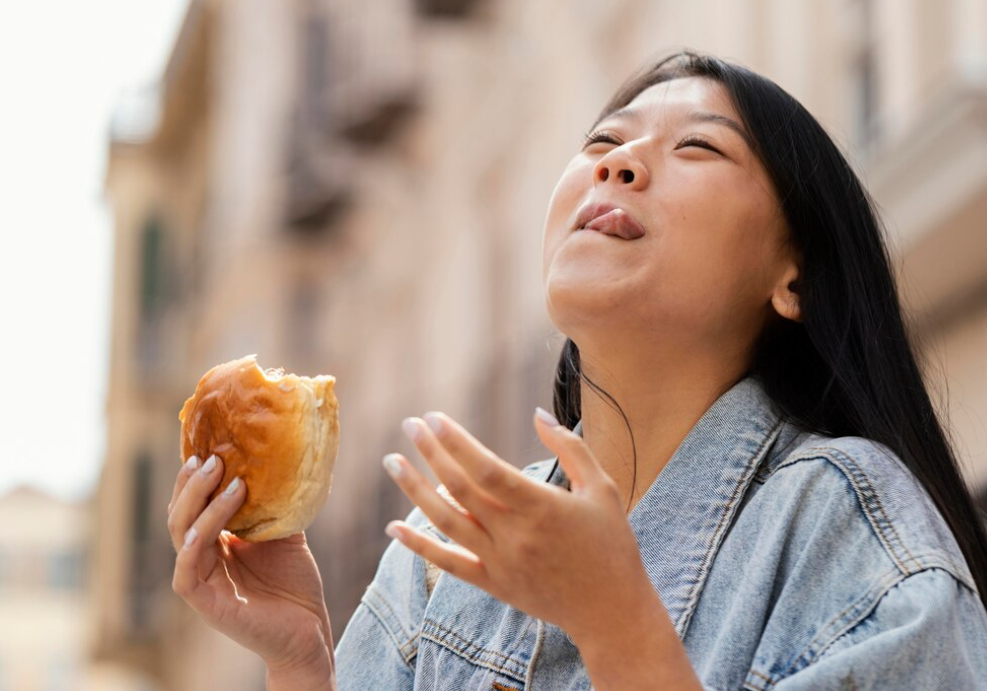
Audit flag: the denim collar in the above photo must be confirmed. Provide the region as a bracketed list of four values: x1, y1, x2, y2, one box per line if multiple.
[546, 376, 793, 639]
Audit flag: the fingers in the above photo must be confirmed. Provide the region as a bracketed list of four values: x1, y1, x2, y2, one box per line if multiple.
[401, 417, 514, 522]
[385, 519, 488, 587]
[167, 454, 232, 553]
[382, 452, 493, 555]
[408, 413, 545, 513]
[168, 455, 201, 515]
[532, 407, 608, 493]
[170, 455, 247, 603]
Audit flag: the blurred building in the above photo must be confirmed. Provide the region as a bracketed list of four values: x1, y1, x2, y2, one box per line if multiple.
[94, 0, 987, 689]
[0, 486, 158, 691]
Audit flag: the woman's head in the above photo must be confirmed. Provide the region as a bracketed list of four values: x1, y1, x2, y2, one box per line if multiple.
[548, 50, 987, 608]
[542, 70, 800, 364]
[547, 49, 891, 431]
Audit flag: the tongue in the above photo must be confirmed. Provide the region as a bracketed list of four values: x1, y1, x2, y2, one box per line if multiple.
[585, 210, 644, 240]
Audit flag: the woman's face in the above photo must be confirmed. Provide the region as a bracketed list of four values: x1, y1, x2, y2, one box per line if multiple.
[542, 76, 797, 354]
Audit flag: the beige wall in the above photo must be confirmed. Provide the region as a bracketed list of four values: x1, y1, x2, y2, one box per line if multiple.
[95, 0, 987, 689]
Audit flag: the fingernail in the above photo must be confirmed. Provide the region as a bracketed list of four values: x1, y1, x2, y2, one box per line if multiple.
[184, 455, 200, 472]
[535, 407, 560, 427]
[224, 477, 241, 496]
[183, 526, 198, 549]
[401, 418, 422, 443]
[201, 455, 218, 474]
[423, 413, 443, 436]
[383, 453, 404, 479]
[385, 522, 403, 541]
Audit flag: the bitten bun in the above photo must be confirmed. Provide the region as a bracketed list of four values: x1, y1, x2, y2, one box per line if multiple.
[178, 354, 340, 542]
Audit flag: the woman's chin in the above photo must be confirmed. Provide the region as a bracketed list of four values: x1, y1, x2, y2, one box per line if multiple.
[546, 283, 635, 332]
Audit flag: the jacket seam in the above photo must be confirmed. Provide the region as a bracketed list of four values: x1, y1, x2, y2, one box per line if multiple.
[783, 567, 905, 680]
[421, 618, 529, 684]
[362, 586, 419, 668]
[524, 619, 545, 689]
[777, 448, 976, 593]
[745, 668, 773, 691]
[759, 565, 970, 688]
[678, 418, 784, 637]
[784, 448, 918, 573]
[775, 448, 930, 574]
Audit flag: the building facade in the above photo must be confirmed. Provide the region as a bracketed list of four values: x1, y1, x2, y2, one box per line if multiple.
[95, 0, 987, 688]
[0, 486, 158, 691]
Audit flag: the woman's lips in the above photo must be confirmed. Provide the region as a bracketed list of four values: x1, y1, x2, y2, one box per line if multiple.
[579, 208, 646, 240]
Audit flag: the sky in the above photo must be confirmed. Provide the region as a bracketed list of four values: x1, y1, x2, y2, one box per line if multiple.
[0, 1, 189, 501]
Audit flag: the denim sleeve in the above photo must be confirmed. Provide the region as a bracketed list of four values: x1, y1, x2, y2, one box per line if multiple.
[334, 506, 431, 691]
[771, 568, 987, 690]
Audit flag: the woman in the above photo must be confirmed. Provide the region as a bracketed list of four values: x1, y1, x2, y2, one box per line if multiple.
[167, 51, 987, 690]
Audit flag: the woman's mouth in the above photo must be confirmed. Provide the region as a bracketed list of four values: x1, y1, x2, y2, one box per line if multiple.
[573, 202, 647, 240]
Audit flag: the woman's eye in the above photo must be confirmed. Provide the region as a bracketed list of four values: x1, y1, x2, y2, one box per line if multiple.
[581, 130, 621, 148]
[676, 135, 722, 155]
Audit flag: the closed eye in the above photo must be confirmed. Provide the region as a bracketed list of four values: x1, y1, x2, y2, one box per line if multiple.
[581, 130, 724, 156]
[675, 134, 723, 155]
[581, 130, 621, 148]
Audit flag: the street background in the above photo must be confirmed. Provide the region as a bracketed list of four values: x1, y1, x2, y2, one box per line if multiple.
[2, 1, 986, 689]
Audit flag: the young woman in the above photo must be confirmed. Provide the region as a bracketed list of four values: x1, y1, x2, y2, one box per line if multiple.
[167, 51, 987, 690]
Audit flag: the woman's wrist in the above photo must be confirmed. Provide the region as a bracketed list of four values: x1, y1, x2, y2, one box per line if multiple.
[266, 644, 337, 691]
[567, 575, 703, 691]
[265, 611, 337, 691]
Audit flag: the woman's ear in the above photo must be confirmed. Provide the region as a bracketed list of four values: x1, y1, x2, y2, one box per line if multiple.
[770, 263, 802, 323]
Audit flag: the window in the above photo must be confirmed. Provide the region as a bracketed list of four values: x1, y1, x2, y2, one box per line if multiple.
[139, 215, 167, 321]
[129, 453, 155, 634]
[137, 214, 169, 373]
[301, 4, 331, 126]
[48, 549, 86, 591]
[414, 0, 482, 19]
[849, 0, 880, 151]
[286, 277, 324, 368]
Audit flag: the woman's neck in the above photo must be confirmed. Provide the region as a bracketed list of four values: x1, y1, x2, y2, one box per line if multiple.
[576, 347, 747, 513]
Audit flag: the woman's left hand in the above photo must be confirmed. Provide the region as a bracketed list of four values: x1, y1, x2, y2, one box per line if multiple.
[382, 407, 655, 642]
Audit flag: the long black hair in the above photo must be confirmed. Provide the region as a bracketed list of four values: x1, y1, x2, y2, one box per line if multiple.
[551, 50, 987, 609]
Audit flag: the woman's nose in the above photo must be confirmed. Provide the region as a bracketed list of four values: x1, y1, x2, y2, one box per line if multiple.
[592, 150, 648, 189]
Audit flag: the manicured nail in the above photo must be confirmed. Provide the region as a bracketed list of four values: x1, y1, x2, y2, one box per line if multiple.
[401, 418, 422, 443]
[224, 477, 241, 496]
[201, 455, 218, 474]
[383, 454, 404, 479]
[184, 455, 200, 472]
[423, 413, 443, 436]
[535, 407, 560, 427]
[183, 527, 198, 549]
[385, 521, 403, 541]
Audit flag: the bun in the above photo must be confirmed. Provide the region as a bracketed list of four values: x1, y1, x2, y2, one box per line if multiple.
[178, 355, 340, 541]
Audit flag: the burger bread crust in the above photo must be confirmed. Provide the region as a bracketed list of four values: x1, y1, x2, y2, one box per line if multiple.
[178, 355, 340, 541]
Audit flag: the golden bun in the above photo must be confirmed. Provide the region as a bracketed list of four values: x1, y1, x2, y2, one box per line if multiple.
[178, 354, 340, 541]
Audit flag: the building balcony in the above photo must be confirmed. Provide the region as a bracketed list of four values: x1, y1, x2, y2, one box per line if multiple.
[284, 113, 354, 233]
[325, 0, 420, 147]
[413, 0, 484, 19]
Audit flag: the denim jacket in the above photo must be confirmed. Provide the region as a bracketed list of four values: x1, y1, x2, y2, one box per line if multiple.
[335, 377, 987, 690]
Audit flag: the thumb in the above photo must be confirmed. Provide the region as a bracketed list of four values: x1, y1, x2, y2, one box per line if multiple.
[533, 407, 604, 493]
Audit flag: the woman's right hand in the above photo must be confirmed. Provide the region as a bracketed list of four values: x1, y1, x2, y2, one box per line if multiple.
[167, 453, 335, 675]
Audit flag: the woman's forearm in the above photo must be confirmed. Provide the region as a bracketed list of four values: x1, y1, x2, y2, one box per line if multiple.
[569, 579, 704, 691]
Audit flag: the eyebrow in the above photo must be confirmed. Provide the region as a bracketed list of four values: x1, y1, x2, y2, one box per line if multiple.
[600, 106, 757, 153]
